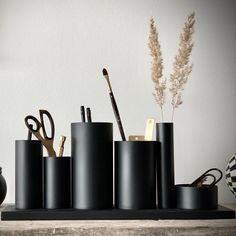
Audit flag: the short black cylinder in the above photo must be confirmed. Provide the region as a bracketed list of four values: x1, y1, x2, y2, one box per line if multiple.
[15, 140, 43, 209]
[156, 122, 175, 208]
[115, 141, 158, 209]
[175, 184, 218, 209]
[71, 122, 113, 209]
[44, 156, 71, 209]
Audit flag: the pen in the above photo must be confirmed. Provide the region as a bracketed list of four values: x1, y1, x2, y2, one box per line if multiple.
[86, 108, 92, 122]
[81, 106, 85, 122]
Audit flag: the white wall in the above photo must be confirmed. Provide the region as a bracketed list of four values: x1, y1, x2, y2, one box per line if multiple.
[0, 0, 236, 204]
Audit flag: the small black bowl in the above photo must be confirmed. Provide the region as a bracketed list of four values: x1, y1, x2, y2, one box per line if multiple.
[175, 184, 218, 209]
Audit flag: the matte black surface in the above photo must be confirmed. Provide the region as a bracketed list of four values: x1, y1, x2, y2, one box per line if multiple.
[115, 141, 159, 209]
[0, 167, 7, 205]
[156, 123, 175, 208]
[176, 184, 218, 209]
[44, 157, 71, 209]
[1, 205, 235, 221]
[15, 140, 43, 209]
[71, 122, 113, 209]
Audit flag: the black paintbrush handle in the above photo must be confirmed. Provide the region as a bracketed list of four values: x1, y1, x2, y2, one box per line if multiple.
[109, 92, 126, 141]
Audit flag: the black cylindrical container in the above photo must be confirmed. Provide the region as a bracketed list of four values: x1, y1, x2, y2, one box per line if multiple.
[175, 184, 218, 209]
[156, 122, 175, 208]
[115, 141, 158, 209]
[71, 122, 113, 209]
[44, 156, 71, 209]
[15, 140, 43, 209]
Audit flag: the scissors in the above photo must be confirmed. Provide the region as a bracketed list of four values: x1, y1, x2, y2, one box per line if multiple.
[190, 168, 223, 187]
[24, 109, 56, 157]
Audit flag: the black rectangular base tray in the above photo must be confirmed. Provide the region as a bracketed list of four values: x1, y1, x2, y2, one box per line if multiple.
[1, 205, 235, 221]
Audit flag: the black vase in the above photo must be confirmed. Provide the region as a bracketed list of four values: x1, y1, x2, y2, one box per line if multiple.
[156, 122, 175, 208]
[0, 167, 7, 205]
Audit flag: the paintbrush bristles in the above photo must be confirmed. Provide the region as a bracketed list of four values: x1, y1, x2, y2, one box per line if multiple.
[102, 68, 112, 92]
[102, 68, 108, 76]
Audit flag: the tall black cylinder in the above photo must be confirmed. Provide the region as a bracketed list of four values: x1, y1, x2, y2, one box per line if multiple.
[71, 122, 113, 209]
[156, 122, 175, 208]
[15, 140, 43, 209]
[115, 141, 158, 209]
[44, 156, 71, 209]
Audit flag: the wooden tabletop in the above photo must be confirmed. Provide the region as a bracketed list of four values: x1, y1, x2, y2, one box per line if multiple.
[0, 204, 235, 236]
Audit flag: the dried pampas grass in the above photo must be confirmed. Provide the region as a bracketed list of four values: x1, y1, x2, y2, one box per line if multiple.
[148, 12, 195, 121]
[170, 12, 195, 120]
[148, 18, 166, 121]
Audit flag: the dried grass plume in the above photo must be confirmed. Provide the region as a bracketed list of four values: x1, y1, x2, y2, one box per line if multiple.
[148, 17, 166, 121]
[169, 12, 195, 120]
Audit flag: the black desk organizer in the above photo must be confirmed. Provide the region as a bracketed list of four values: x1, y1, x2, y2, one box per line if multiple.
[2, 122, 235, 221]
[1, 205, 235, 220]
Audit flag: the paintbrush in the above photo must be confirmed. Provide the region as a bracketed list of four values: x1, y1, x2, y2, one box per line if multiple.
[102, 68, 126, 141]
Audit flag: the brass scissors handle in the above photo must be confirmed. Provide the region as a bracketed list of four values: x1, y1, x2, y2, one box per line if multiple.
[190, 168, 223, 187]
[24, 110, 56, 157]
[39, 109, 55, 140]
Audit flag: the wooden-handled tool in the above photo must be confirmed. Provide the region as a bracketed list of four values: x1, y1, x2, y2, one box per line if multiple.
[144, 118, 155, 141]
[57, 136, 66, 157]
[25, 109, 56, 157]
